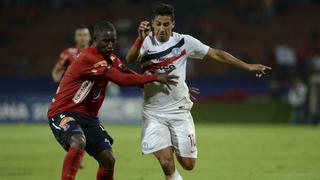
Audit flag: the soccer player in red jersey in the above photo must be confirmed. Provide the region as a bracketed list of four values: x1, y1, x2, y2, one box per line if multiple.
[52, 27, 91, 83]
[47, 20, 178, 180]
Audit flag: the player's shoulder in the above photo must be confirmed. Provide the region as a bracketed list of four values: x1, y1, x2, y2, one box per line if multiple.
[78, 46, 103, 63]
[143, 32, 156, 46]
[174, 33, 195, 42]
[172, 32, 192, 41]
[81, 46, 99, 57]
[172, 32, 185, 39]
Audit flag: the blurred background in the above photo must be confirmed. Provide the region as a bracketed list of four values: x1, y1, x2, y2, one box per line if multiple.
[0, 0, 320, 124]
[1, 1, 320, 180]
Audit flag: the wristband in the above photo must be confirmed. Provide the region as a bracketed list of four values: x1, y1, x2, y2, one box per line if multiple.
[134, 38, 143, 49]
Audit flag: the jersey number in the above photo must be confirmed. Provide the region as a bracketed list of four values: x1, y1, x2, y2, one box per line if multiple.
[188, 134, 196, 148]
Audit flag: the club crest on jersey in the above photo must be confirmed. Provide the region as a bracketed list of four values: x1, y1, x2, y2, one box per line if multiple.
[59, 117, 75, 131]
[171, 47, 181, 56]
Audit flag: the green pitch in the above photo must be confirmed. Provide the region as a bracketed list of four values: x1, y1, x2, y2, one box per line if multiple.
[1, 124, 319, 180]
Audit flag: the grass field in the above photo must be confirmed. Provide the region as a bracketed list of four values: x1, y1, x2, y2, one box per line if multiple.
[1, 124, 320, 180]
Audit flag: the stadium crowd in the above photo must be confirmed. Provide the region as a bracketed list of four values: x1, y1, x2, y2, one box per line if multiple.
[1, 0, 319, 123]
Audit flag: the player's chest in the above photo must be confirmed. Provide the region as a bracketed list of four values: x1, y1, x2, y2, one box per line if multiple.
[145, 46, 186, 63]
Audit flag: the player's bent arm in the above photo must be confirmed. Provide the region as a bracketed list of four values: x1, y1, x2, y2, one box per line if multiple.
[52, 64, 66, 83]
[103, 67, 178, 87]
[125, 38, 143, 63]
[205, 48, 250, 70]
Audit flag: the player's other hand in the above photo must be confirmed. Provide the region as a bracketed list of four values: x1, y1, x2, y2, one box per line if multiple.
[138, 21, 151, 40]
[156, 71, 179, 89]
[247, 64, 272, 78]
[189, 86, 200, 101]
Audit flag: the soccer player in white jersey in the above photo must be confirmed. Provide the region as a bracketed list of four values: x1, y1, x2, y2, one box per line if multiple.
[126, 3, 271, 180]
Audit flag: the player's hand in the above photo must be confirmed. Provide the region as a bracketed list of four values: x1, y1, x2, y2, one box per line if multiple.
[138, 21, 151, 40]
[189, 86, 200, 101]
[156, 69, 179, 89]
[246, 64, 272, 78]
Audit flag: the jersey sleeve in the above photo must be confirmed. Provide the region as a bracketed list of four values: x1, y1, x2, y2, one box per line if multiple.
[102, 67, 157, 86]
[137, 41, 147, 62]
[137, 33, 153, 62]
[184, 35, 210, 60]
[55, 49, 69, 68]
[81, 53, 157, 86]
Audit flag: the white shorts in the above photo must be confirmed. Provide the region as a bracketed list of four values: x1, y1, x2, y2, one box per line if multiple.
[141, 110, 197, 158]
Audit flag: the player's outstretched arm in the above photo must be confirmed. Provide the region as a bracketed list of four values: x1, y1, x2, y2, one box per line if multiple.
[103, 66, 178, 87]
[126, 21, 150, 63]
[205, 48, 271, 77]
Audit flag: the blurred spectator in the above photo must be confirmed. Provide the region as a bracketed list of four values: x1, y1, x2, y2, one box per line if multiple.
[274, 45, 297, 82]
[288, 77, 308, 124]
[0, 0, 319, 79]
[307, 37, 320, 124]
[295, 36, 312, 81]
[263, 0, 276, 18]
[231, 0, 263, 24]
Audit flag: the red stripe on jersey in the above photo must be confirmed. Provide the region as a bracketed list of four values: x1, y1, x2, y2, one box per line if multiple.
[143, 49, 186, 72]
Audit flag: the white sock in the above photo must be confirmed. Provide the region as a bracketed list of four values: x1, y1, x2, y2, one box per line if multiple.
[167, 169, 183, 180]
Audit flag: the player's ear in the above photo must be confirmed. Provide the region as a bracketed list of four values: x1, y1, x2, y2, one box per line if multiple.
[172, 20, 175, 29]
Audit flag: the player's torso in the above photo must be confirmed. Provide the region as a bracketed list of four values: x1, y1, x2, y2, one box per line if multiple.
[141, 32, 193, 112]
[48, 48, 112, 117]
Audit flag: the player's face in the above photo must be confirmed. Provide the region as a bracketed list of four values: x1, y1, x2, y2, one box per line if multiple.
[95, 30, 117, 56]
[152, 15, 175, 42]
[74, 28, 91, 49]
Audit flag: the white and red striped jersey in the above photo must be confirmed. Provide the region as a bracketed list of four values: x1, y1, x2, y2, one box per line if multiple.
[139, 32, 209, 112]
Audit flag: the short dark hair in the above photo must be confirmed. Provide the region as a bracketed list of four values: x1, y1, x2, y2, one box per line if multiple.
[154, 3, 175, 20]
[93, 20, 116, 37]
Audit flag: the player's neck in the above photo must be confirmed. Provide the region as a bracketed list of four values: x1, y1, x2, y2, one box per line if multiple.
[155, 37, 170, 45]
[77, 44, 89, 50]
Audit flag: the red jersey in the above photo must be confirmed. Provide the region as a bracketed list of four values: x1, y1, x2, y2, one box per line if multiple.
[55, 47, 81, 68]
[48, 46, 157, 118]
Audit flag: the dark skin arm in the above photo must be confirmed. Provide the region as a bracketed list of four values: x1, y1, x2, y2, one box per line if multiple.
[103, 66, 178, 87]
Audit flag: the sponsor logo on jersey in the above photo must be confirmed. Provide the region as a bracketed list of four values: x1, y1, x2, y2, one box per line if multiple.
[159, 64, 176, 71]
[72, 80, 95, 104]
